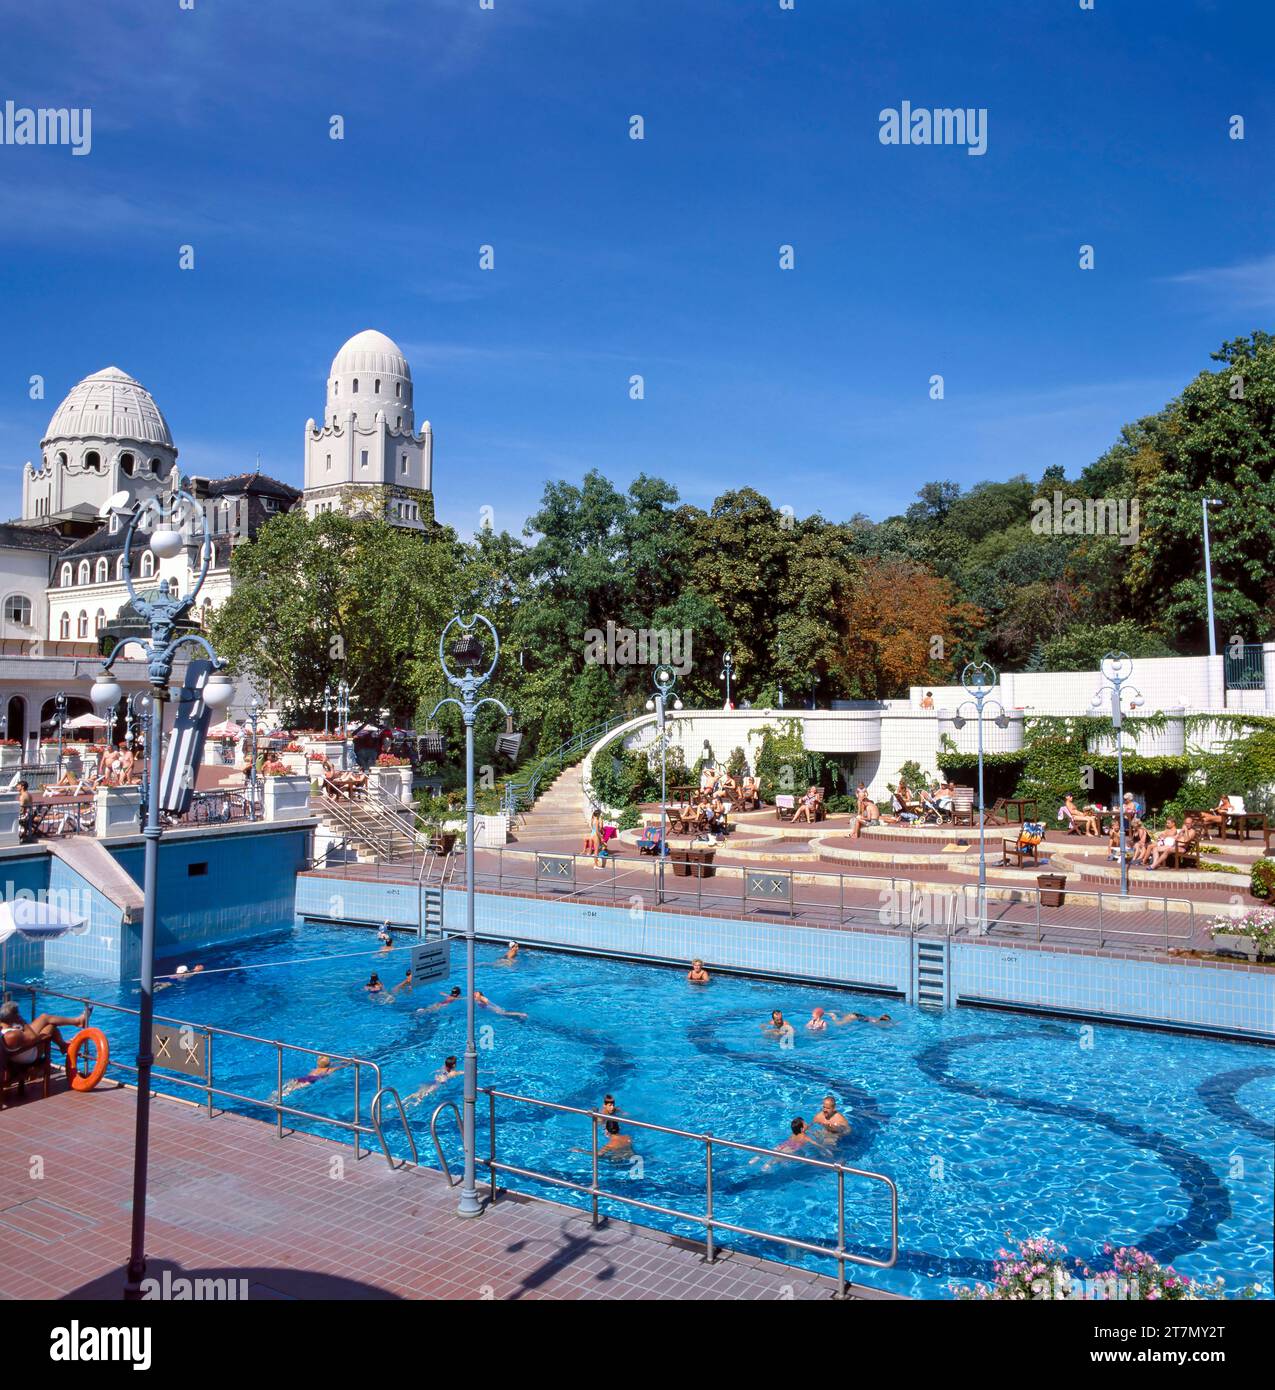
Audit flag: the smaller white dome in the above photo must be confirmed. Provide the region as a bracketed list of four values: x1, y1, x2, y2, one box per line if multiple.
[330, 329, 410, 382]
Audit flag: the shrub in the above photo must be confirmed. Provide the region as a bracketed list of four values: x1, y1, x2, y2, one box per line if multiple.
[616, 804, 642, 831]
[1251, 858, 1275, 900]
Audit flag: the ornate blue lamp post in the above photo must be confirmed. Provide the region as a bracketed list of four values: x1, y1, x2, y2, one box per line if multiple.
[335, 679, 351, 770]
[951, 661, 1009, 934]
[53, 690, 67, 772]
[88, 481, 234, 1299]
[719, 652, 734, 708]
[645, 665, 682, 903]
[1092, 652, 1144, 897]
[322, 684, 333, 737]
[429, 614, 510, 1218]
[246, 694, 263, 818]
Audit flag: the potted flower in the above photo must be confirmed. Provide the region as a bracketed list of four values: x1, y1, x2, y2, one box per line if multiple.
[260, 760, 311, 820]
[369, 752, 412, 801]
[1210, 907, 1275, 961]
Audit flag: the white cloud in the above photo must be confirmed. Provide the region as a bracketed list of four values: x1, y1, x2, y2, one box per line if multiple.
[1164, 253, 1275, 310]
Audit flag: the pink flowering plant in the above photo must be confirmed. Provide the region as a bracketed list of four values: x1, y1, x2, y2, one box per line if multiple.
[951, 1234, 1248, 1300]
[1210, 907, 1275, 957]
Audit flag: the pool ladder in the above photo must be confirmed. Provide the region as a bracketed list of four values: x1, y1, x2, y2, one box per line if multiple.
[912, 935, 951, 1009]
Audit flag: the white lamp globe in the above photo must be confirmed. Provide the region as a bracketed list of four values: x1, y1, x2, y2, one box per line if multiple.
[89, 673, 122, 713]
[645, 699, 655, 712]
[149, 527, 184, 560]
[203, 673, 235, 710]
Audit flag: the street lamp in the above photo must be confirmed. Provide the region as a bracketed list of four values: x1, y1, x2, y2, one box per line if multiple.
[1091, 651, 1144, 897]
[88, 480, 234, 1300]
[322, 684, 333, 737]
[1202, 497, 1222, 659]
[53, 690, 67, 772]
[719, 652, 734, 708]
[951, 661, 1009, 934]
[645, 665, 682, 903]
[429, 613, 511, 1219]
[335, 679, 351, 771]
[246, 694, 263, 818]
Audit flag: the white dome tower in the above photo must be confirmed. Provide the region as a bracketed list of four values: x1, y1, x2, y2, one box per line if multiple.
[25, 366, 178, 521]
[303, 329, 433, 529]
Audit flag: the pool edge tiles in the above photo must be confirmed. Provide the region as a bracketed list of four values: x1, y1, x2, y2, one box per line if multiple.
[295, 874, 1275, 1041]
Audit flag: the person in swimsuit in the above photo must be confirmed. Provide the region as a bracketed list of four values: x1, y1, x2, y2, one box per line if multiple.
[392, 967, 414, 996]
[806, 1007, 829, 1033]
[405, 1056, 460, 1107]
[474, 990, 527, 1021]
[365, 972, 385, 995]
[573, 1095, 635, 1160]
[0, 1001, 90, 1064]
[377, 923, 394, 952]
[497, 942, 520, 965]
[762, 1010, 794, 1042]
[810, 1095, 850, 1143]
[418, 985, 463, 1014]
[687, 958, 710, 984]
[751, 1118, 816, 1170]
[279, 1053, 350, 1098]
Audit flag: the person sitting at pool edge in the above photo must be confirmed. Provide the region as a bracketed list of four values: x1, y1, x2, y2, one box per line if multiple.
[1, 1000, 91, 1066]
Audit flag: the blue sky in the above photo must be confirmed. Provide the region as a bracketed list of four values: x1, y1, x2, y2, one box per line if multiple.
[0, 0, 1271, 539]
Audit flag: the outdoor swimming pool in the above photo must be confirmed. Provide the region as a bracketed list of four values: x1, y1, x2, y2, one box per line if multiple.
[29, 922, 1275, 1298]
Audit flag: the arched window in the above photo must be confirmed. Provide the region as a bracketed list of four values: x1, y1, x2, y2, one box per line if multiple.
[95, 608, 106, 634]
[333, 380, 339, 396]
[120, 452, 135, 475]
[60, 563, 72, 587]
[77, 561, 90, 585]
[352, 378, 359, 393]
[57, 452, 68, 467]
[95, 558, 109, 583]
[59, 612, 70, 640]
[76, 610, 88, 639]
[149, 458, 160, 473]
[140, 551, 155, 579]
[84, 451, 101, 471]
[374, 378, 381, 393]
[3, 595, 32, 627]
[395, 417, 402, 429]
[395, 381, 401, 398]
[325, 453, 332, 472]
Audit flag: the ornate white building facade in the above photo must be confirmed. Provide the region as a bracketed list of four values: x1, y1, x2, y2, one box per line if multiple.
[0, 329, 435, 751]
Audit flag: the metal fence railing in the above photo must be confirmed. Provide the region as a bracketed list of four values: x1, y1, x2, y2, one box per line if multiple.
[299, 846, 1200, 951]
[427, 1088, 898, 1290]
[11, 984, 414, 1167]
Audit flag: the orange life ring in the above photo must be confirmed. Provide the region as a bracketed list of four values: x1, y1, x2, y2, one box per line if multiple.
[66, 1027, 109, 1092]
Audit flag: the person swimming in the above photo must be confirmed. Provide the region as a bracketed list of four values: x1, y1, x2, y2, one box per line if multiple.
[497, 941, 520, 965]
[474, 990, 527, 1021]
[391, 966, 414, 995]
[365, 973, 385, 994]
[377, 923, 394, 953]
[806, 1007, 828, 1032]
[750, 1117, 815, 1170]
[405, 1055, 460, 1107]
[154, 963, 204, 992]
[278, 1054, 350, 1098]
[687, 958, 710, 984]
[418, 985, 463, 1014]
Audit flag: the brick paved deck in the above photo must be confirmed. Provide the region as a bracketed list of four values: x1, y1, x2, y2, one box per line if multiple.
[0, 1082, 849, 1301]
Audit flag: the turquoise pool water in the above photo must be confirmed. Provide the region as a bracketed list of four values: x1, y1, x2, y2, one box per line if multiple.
[29, 922, 1275, 1298]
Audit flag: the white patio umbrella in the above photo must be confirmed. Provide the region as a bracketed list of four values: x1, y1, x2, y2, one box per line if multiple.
[0, 898, 90, 995]
[208, 720, 243, 738]
[63, 712, 109, 730]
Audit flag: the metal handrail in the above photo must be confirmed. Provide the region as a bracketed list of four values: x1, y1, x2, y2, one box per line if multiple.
[14, 984, 403, 1168]
[371, 1085, 419, 1168]
[316, 784, 405, 861]
[428, 1099, 465, 1185]
[478, 1087, 898, 1289]
[501, 710, 639, 817]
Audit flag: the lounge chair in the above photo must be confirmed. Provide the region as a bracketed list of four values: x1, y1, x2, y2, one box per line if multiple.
[951, 787, 975, 827]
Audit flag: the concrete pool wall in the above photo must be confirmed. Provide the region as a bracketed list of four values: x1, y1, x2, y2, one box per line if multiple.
[293, 875, 1275, 1042]
[1, 822, 314, 981]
